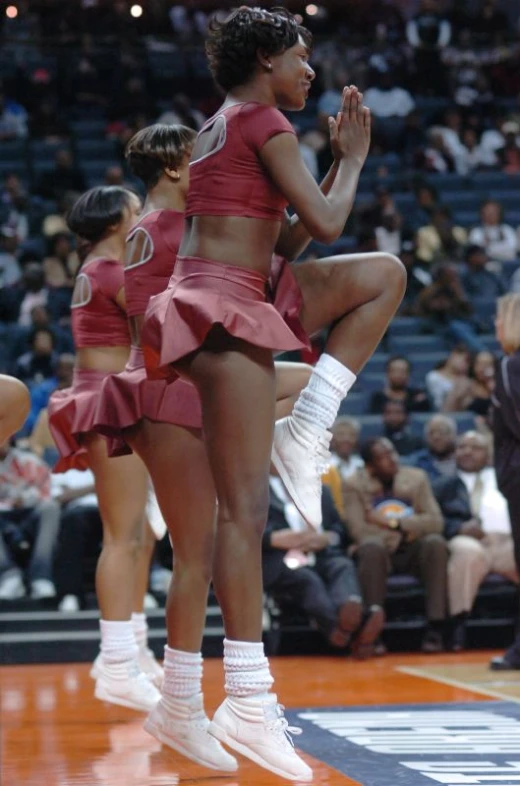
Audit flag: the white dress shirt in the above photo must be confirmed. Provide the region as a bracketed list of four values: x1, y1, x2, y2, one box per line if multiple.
[458, 468, 511, 535]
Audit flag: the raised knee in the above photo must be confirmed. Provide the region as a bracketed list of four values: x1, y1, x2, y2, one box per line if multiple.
[376, 253, 407, 296]
[449, 535, 486, 563]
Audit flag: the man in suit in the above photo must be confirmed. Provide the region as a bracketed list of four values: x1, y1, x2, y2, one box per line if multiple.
[263, 475, 385, 658]
[432, 430, 517, 649]
[343, 437, 448, 653]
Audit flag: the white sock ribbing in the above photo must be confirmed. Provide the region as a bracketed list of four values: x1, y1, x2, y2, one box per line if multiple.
[163, 646, 203, 700]
[223, 639, 274, 698]
[131, 612, 148, 649]
[100, 619, 138, 664]
[293, 353, 356, 431]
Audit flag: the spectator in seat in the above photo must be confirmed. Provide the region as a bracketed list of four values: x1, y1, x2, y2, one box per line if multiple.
[0, 90, 28, 140]
[263, 475, 385, 658]
[382, 400, 424, 457]
[461, 245, 506, 300]
[417, 266, 485, 354]
[472, 0, 509, 44]
[408, 414, 457, 481]
[0, 225, 21, 288]
[426, 345, 472, 411]
[441, 350, 495, 419]
[433, 431, 517, 650]
[416, 206, 467, 264]
[323, 416, 364, 518]
[0, 440, 60, 600]
[399, 239, 433, 313]
[13, 326, 58, 387]
[498, 122, 520, 175]
[52, 468, 100, 612]
[36, 150, 86, 202]
[364, 69, 415, 119]
[406, 0, 451, 96]
[370, 355, 430, 414]
[417, 128, 456, 174]
[343, 437, 448, 653]
[458, 128, 489, 175]
[468, 200, 518, 263]
[43, 232, 79, 289]
[15, 262, 49, 327]
[24, 353, 75, 437]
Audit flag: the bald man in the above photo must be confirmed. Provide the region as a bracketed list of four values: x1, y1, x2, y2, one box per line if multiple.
[432, 431, 518, 649]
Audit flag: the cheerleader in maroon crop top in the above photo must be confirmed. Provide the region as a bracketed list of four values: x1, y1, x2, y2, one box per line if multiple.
[47, 186, 164, 713]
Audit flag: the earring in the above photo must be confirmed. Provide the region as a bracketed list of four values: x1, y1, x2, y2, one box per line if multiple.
[267, 63, 272, 71]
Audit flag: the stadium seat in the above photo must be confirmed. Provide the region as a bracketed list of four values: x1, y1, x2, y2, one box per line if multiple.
[387, 317, 424, 336]
[338, 392, 368, 416]
[388, 334, 447, 354]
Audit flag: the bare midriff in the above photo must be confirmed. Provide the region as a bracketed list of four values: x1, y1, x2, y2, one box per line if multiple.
[75, 346, 130, 373]
[180, 215, 281, 277]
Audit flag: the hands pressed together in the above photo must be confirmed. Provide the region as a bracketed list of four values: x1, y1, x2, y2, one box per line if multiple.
[329, 85, 371, 168]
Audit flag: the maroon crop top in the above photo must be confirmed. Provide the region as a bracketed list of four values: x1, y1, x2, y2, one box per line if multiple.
[124, 209, 184, 318]
[186, 102, 295, 222]
[71, 257, 130, 348]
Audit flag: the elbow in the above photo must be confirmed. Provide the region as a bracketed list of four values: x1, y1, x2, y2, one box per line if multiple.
[312, 221, 342, 245]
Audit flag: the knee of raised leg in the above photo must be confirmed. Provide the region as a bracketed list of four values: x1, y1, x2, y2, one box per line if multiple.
[377, 253, 407, 296]
[449, 535, 486, 561]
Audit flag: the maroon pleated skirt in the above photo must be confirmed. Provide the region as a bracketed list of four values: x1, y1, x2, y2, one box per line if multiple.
[142, 255, 310, 382]
[48, 367, 110, 472]
[94, 346, 202, 457]
[268, 255, 307, 347]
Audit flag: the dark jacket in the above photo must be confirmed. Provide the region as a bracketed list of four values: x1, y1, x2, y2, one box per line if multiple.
[431, 474, 471, 540]
[493, 353, 520, 498]
[262, 484, 352, 589]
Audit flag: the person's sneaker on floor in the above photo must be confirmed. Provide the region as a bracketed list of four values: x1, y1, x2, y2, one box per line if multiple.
[138, 646, 163, 688]
[490, 638, 520, 670]
[421, 626, 444, 654]
[58, 594, 80, 612]
[144, 693, 238, 771]
[95, 659, 161, 712]
[31, 579, 56, 599]
[209, 693, 313, 782]
[0, 569, 25, 600]
[350, 606, 386, 660]
[272, 416, 331, 530]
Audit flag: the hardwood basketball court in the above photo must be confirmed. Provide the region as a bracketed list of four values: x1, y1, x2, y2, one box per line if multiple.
[3, 651, 518, 786]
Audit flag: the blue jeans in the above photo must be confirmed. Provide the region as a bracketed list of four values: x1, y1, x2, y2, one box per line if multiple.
[0, 500, 61, 582]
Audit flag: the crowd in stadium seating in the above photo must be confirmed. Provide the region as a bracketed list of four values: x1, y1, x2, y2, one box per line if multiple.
[0, 0, 519, 653]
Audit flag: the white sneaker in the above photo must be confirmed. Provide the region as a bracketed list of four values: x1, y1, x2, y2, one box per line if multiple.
[0, 569, 25, 600]
[95, 659, 161, 712]
[209, 693, 313, 782]
[271, 416, 331, 530]
[31, 579, 57, 599]
[58, 594, 80, 612]
[144, 693, 238, 771]
[138, 647, 164, 688]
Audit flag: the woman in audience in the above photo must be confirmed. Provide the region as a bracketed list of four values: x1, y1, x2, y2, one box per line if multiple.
[469, 200, 518, 262]
[48, 186, 163, 713]
[442, 349, 495, 416]
[426, 345, 472, 411]
[490, 293, 520, 671]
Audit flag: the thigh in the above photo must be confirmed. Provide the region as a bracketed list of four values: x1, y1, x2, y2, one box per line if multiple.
[126, 419, 216, 563]
[185, 332, 276, 522]
[274, 361, 312, 401]
[293, 254, 396, 337]
[82, 432, 149, 542]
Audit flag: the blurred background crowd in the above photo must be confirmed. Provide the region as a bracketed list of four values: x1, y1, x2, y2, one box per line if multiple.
[1, 0, 520, 657]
